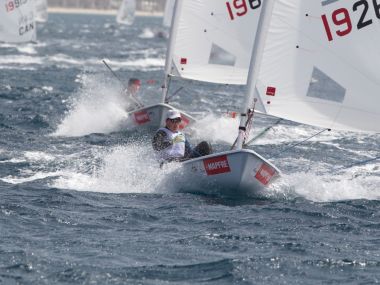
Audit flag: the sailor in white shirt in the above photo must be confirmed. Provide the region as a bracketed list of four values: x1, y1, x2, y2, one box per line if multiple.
[152, 110, 212, 163]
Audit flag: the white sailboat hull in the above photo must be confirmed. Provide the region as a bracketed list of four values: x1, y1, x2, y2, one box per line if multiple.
[125, 103, 195, 130]
[172, 149, 280, 197]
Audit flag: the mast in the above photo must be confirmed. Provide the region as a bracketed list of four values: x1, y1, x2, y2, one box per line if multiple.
[160, 0, 182, 104]
[235, 0, 276, 150]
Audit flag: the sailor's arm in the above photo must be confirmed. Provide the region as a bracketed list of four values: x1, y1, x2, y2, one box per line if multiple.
[152, 130, 172, 151]
[184, 139, 193, 157]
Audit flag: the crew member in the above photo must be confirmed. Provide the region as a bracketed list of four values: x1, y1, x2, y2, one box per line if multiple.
[124, 78, 143, 111]
[152, 109, 212, 163]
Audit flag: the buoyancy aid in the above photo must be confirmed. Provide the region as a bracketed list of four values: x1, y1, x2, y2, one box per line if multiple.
[156, 127, 186, 161]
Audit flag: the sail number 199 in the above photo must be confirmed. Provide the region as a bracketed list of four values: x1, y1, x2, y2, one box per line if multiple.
[322, 0, 380, 41]
[5, 0, 28, 12]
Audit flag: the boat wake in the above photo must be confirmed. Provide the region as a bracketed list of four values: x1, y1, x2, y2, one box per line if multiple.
[268, 165, 380, 202]
[0, 138, 378, 202]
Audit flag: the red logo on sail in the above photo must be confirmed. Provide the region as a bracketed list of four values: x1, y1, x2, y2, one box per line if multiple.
[255, 163, 276, 185]
[266, 86, 276, 96]
[134, 110, 150, 125]
[203, 155, 231, 175]
[179, 115, 190, 130]
[180, 58, 187, 64]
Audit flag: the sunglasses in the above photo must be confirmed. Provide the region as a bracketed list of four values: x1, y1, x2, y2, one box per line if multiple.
[169, 118, 181, 123]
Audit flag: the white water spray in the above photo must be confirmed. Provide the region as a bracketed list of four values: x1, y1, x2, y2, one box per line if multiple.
[189, 113, 239, 145]
[53, 73, 135, 137]
[52, 143, 179, 194]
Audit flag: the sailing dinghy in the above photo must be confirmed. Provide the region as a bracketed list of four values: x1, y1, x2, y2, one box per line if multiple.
[151, 0, 175, 39]
[171, 0, 380, 196]
[123, 0, 199, 131]
[116, 0, 136, 25]
[0, 0, 36, 43]
[155, 0, 280, 195]
[35, 0, 48, 23]
[127, 0, 263, 129]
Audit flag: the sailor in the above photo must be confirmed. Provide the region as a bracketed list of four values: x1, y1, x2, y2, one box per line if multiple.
[152, 109, 212, 163]
[124, 78, 144, 111]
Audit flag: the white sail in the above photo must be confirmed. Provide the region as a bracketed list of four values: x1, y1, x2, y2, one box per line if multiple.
[163, 0, 175, 27]
[169, 0, 263, 85]
[35, 0, 48, 23]
[118, 0, 196, 131]
[0, 0, 36, 43]
[116, 0, 136, 25]
[254, 0, 380, 133]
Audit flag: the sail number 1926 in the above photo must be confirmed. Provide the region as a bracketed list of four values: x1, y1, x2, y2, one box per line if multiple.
[226, 0, 261, 21]
[321, 0, 380, 41]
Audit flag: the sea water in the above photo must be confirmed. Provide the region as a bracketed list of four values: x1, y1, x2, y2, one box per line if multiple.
[0, 13, 379, 284]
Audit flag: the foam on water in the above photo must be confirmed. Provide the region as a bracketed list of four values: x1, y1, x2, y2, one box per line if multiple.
[0, 66, 37, 71]
[42, 86, 54, 92]
[0, 142, 178, 194]
[2, 141, 377, 202]
[0, 55, 43, 65]
[1, 171, 62, 184]
[24, 151, 56, 162]
[271, 169, 380, 202]
[49, 54, 87, 66]
[16, 44, 38, 55]
[1, 84, 11, 90]
[139, 27, 155, 39]
[53, 73, 133, 137]
[49, 142, 379, 201]
[0, 158, 27, 164]
[0, 151, 57, 165]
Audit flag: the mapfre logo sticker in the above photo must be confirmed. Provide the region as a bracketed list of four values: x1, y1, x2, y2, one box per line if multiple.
[203, 155, 231, 176]
[134, 110, 150, 125]
[255, 163, 275, 185]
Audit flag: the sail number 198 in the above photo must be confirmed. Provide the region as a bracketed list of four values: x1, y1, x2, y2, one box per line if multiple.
[322, 0, 380, 41]
[226, 0, 261, 21]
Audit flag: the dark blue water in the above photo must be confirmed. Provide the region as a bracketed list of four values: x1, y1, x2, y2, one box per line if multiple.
[1, 13, 379, 284]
